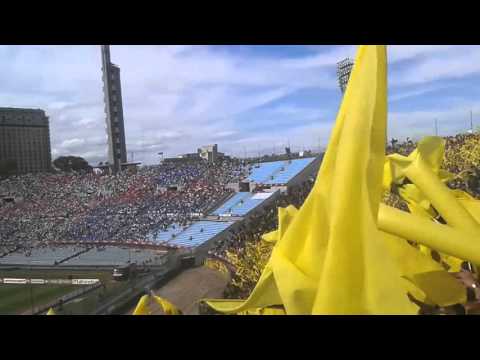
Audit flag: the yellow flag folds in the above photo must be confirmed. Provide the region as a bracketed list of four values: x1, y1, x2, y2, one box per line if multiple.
[204, 45, 480, 314]
[206, 45, 441, 314]
[46, 308, 56, 315]
[132, 293, 182, 315]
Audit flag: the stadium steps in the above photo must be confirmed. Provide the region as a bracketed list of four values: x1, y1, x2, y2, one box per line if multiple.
[55, 247, 92, 265]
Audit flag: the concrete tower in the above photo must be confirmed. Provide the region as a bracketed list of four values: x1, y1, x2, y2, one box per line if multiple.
[101, 45, 127, 174]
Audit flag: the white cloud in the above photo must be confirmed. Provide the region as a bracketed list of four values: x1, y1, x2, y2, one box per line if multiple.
[60, 138, 85, 148]
[0, 45, 479, 165]
[388, 45, 458, 63]
[388, 103, 480, 140]
[391, 46, 480, 85]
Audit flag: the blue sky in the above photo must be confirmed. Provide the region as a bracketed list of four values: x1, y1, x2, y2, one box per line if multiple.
[0, 45, 479, 164]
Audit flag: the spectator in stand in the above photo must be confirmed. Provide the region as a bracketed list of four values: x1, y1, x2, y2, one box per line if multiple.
[0, 158, 246, 254]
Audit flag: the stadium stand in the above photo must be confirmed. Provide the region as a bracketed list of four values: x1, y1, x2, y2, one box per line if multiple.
[210, 192, 277, 217]
[211, 192, 251, 216]
[164, 221, 234, 248]
[147, 223, 186, 244]
[0, 246, 85, 266]
[61, 246, 162, 266]
[248, 161, 285, 183]
[247, 158, 316, 185]
[266, 157, 316, 185]
[0, 245, 165, 267]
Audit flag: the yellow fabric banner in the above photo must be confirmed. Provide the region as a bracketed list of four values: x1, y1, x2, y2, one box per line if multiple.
[46, 308, 56, 315]
[152, 295, 182, 315]
[132, 295, 152, 315]
[206, 45, 427, 314]
[205, 45, 476, 314]
[132, 294, 182, 315]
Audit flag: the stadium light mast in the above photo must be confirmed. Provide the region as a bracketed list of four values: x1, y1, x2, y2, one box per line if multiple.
[471, 110, 474, 132]
[337, 58, 354, 94]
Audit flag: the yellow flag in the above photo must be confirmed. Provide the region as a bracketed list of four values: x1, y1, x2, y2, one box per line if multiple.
[261, 205, 298, 244]
[211, 300, 286, 315]
[207, 45, 423, 314]
[132, 294, 182, 315]
[132, 295, 152, 315]
[152, 295, 182, 315]
[46, 308, 56, 315]
[383, 137, 480, 272]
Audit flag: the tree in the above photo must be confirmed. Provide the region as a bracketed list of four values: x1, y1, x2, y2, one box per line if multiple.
[53, 156, 92, 173]
[0, 159, 17, 177]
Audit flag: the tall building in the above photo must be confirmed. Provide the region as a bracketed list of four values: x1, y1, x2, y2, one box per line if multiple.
[0, 108, 52, 174]
[101, 45, 127, 174]
[337, 58, 354, 94]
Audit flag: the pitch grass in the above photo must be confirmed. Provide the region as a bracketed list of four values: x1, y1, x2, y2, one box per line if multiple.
[0, 284, 78, 315]
[0, 269, 114, 315]
[57, 279, 132, 315]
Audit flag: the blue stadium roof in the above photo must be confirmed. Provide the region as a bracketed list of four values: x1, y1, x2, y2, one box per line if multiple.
[247, 157, 316, 185]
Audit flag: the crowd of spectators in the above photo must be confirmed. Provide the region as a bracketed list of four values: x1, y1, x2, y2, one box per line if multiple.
[386, 134, 480, 198]
[0, 158, 246, 254]
[208, 179, 315, 259]
[203, 135, 480, 314]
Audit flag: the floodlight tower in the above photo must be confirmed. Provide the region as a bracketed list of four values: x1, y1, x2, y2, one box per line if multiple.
[336, 58, 354, 94]
[101, 45, 127, 174]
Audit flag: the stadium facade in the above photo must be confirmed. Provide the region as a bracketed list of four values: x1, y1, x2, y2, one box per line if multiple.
[0, 107, 52, 174]
[101, 45, 128, 174]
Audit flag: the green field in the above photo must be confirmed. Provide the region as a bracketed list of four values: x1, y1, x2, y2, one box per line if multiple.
[0, 269, 114, 315]
[56, 279, 133, 315]
[0, 284, 78, 315]
[0, 268, 149, 315]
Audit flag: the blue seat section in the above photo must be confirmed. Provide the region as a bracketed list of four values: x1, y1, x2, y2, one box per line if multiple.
[147, 223, 186, 244]
[247, 161, 285, 183]
[265, 157, 316, 185]
[211, 192, 272, 216]
[229, 194, 266, 216]
[211, 192, 251, 216]
[166, 221, 234, 248]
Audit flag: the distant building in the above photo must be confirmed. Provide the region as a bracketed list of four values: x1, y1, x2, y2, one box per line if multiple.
[0, 107, 52, 174]
[198, 144, 224, 163]
[164, 144, 227, 164]
[101, 45, 128, 174]
[178, 153, 200, 160]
